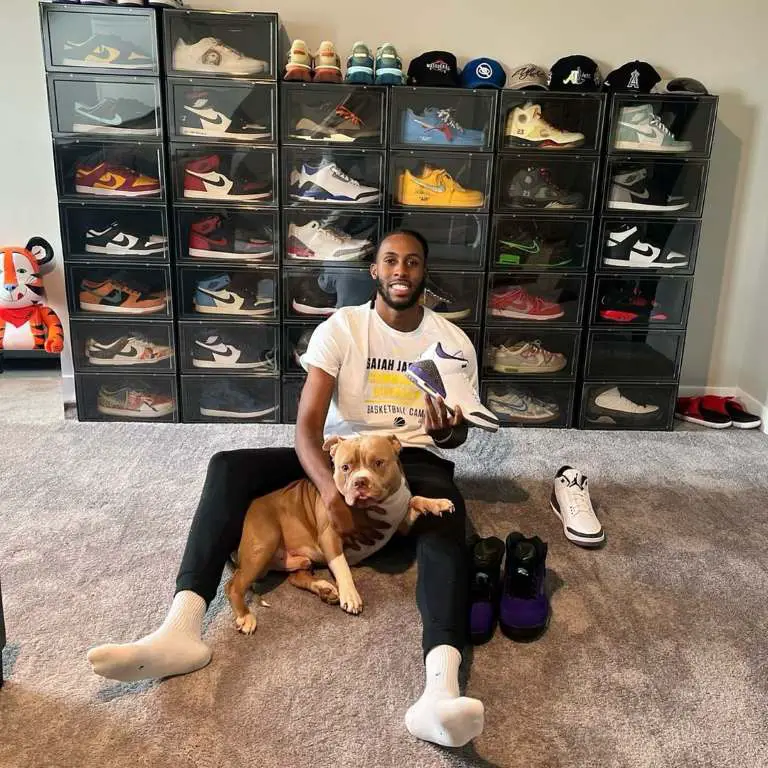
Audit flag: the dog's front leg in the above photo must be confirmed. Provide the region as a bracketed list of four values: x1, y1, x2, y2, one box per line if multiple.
[398, 496, 456, 534]
[318, 527, 363, 615]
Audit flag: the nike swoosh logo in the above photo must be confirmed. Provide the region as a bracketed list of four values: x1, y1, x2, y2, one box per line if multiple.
[630, 189, 650, 199]
[619, 122, 663, 139]
[502, 240, 539, 254]
[187, 171, 229, 188]
[103, 290, 127, 305]
[77, 108, 123, 125]
[118, 346, 139, 358]
[212, 347, 235, 357]
[199, 288, 238, 304]
[412, 178, 446, 193]
[186, 107, 225, 126]
[632, 244, 654, 256]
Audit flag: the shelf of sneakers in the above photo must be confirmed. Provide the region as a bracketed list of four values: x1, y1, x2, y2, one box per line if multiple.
[578, 92, 719, 431]
[40, 3, 181, 422]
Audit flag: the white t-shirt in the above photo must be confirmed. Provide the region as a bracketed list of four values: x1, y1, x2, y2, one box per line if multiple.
[300, 303, 478, 448]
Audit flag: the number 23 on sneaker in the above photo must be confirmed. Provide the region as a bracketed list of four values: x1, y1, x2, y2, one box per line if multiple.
[551, 466, 605, 548]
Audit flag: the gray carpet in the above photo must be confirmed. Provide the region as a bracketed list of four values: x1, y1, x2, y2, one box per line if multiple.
[2, 376, 768, 768]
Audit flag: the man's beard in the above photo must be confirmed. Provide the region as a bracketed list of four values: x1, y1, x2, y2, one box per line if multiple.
[375, 274, 426, 311]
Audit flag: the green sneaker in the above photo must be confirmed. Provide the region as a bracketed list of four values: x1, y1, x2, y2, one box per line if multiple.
[614, 104, 692, 152]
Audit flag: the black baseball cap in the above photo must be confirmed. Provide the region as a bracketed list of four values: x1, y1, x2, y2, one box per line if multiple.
[407, 51, 460, 87]
[548, 55, 602, 91]
[603, 60, 661, 93]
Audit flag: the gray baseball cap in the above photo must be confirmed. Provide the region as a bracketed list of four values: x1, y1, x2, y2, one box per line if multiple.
[507, 63, 549, 90]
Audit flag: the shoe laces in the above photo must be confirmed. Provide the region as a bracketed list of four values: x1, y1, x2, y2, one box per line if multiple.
[318, 225, 347, 243]
[560, 474, 591, 518]
[335, 105, 363, 126]
[435, 108, 464, 132]
[520, 339, 554, 363]
[648, 114, 672, 136]
[329, 164, 360, 186]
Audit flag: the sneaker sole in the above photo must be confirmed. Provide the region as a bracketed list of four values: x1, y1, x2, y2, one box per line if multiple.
[200, 405, 276, 419]
[614, 140, 692, 152]
[550, 499, 605, 547]
[608, 201, 689, 212]
[291, 299, 336, 316]
[85, 246, 165, 256]
[97, 404, 174, 418]
[673, 413, 732, 429]
[489, 407, 559, 424]
[490, 308, 564, 321]
[193, 304, 274, 317]
[504, 136, 585, 150]
[76, 186, 159, 197]
[499, 614, 549, 642]
[80, 302, 166, 314]
[180, 127, 270, 140]
[183, 190, 271, 201]
[492, 362, 566, 374]
[603, 257, 686, 269]
[88, 355, 169, 366]
[188, 248, 272, 261]
[73, 125, 157, 135]
[192, 359, 267, 370]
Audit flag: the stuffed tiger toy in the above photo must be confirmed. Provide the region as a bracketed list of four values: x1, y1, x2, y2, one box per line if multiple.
[0, 237, 64, 353]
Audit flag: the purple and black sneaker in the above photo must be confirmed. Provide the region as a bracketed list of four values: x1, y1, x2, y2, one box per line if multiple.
[468, 535, 505, 645]
[499, 532, 549, 642]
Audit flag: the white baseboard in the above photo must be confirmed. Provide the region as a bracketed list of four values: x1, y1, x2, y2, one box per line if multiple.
[678, 385, 767, 434]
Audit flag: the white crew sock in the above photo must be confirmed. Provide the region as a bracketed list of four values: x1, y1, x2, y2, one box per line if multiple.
[86, 590, 212, 682]
[405, 645, 484, 748]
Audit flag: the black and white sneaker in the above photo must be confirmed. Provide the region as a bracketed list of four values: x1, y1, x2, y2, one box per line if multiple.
[73, 98, 158, 135]
[608, 169, 688, 212]
[180, 93, 270, 140]
[192, 334, 274, 370]
[550, 466, 605, 548]
[605, 225, 689, 269]
[85, 223, 167, 257]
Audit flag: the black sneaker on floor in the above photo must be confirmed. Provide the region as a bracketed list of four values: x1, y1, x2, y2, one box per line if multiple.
[468, 535, 505, 645]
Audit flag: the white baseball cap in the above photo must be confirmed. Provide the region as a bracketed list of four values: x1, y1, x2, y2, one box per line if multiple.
[507, 63, 549, 90]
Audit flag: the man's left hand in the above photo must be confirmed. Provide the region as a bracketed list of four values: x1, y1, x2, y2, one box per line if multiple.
[422, 394, 464, 442]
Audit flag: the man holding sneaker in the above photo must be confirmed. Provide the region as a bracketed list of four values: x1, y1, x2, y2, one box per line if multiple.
[87, 230, 494, 749]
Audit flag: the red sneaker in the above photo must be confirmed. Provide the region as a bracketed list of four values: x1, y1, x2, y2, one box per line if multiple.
[675, 395, 732, 428]
[489, 285, 564, 320]
[183, 155, 271, 201]
[75, 161, 160, 197]
[722, 396, 762, 429]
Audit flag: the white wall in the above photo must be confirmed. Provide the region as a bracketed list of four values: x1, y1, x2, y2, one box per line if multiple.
[5, 0, 768, 411]
[2, 0, 73, 401]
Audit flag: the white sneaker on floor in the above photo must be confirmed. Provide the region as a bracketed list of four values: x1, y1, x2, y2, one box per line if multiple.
[406, 342, 499, 432]
[550, 466, 605, 547]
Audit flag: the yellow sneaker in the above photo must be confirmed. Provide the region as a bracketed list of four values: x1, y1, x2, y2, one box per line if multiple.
[397, 166, 484, 208]
[504, 103, 585, 149]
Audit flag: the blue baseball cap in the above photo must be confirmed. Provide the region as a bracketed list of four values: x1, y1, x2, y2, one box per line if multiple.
[460, 58, 506, 89]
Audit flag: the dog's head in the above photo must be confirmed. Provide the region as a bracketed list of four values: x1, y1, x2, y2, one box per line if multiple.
[323, 434, 404, 507]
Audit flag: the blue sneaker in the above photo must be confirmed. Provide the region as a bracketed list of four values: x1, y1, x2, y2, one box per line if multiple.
[345, 41, 374, 84]
[374, 43, 404, 85]
[402, 108, 486, 147]
[193, 274, 231, 311]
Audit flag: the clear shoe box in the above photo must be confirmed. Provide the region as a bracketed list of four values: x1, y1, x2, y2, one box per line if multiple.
[591, 275, 693, 329]
[603, 158, 709, 218]
[47, 74, 163, 139]
[164, 9, 278, 81]
[181, 374, 280, 423]
[40, 3, 160, 76]
[66, 263, 173, 319]
[178, 321, 279, 375]
[483, 329, 581, 380]
[597, 217, 700, 274]
[283, 266, 373, 321]
[486, 273, 586, 327]
[389, 150, 492, 212]
[282, 209, 383, 267]
[607, 94, 718, 158]
[389, 87, 497, 152]
[281, 83, 387, 148]
[174, 207, 278, 266]
[494, 155, 598, 214]
[281, 375, 306, 424]
[75, 372, 178, 423]
[69, 318, 176, 373]
[177, 265, 278, 321]
[579, 381, 677, 431]
[422, 271, 484, 325]
[481, 380, 575, 429]
[59, 202, 169, 263]
[584, 330, 685, 381]
[282, 147, 386, 209]
[170, 144, 278, 207]
[491, 215, 592, 272]
[54, 139, 166, 202]
[167, 79, 277, 145]
[388, 212, 488, 270]
[498, 91, 605, 153]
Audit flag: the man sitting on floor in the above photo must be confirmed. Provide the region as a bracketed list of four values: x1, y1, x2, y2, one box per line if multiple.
[87, 230, 485, 749]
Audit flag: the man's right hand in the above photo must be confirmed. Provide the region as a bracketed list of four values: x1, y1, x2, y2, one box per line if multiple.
[324, 493, 389, 550]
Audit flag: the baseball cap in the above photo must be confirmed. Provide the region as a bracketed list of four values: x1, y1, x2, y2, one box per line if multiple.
[460, 58, 506, 89]
[407, 51, 460, 87]
[652, 77, 708, 95]
[603, 60, 661, 93]
[548, 55, 602, 91]
[507, 63, 549, 90]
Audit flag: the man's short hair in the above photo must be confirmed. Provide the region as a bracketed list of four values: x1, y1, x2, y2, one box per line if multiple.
[377, 229, 429, 260]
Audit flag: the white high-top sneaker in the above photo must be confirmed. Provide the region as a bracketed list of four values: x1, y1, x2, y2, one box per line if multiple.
[550, 466, 605, 547]
[406, 342, 499, 432]
[614, 105, 692, 152]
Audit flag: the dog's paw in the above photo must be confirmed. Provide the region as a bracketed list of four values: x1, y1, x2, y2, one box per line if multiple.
[431, 499, 455, 517]
[235, 612, 258, 635]
[339, 587, 363, 615]
[313, 579, 340, 605]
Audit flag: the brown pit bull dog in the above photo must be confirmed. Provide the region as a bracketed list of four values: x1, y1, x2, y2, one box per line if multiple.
[225, 434, 454, 634]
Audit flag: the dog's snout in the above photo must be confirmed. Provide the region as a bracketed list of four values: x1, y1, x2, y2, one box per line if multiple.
[353, 476, 369, 489]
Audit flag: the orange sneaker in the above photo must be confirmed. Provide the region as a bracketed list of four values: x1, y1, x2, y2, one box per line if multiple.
[284, 39, 312, 82]
[79, 278, 167, 314]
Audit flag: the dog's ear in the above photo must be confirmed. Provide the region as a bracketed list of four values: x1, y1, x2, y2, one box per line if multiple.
[388, 435, 402, 455]
[322, 435, 344, 459]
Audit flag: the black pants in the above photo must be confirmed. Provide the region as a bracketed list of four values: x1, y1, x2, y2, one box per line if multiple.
[176, 447, 468, 654]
